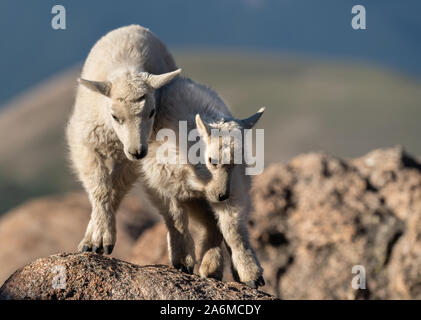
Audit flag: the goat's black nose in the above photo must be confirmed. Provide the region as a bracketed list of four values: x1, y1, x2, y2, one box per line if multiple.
[130, 146, 148, 160]
[218, 193, 229, 201]
[138, 146, 148, 159]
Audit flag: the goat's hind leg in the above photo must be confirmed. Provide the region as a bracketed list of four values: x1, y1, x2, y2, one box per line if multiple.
[146, 190, 196, 274]
[186, 200, 224, 280]
[199, 221, 224, 280]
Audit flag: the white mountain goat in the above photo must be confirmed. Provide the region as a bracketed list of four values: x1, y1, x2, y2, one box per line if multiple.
[67, 25, 265, 288]
[142, 77, 266, 288]
[66, 25, 180, 254]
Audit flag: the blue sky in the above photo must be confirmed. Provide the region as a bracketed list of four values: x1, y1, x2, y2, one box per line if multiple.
[0, 0, 420, 105]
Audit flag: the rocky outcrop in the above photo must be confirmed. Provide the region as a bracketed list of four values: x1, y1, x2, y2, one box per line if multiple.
[0, 193, 157, 284]
[0, 253, 275, 300]
[250, 146, 420, 299]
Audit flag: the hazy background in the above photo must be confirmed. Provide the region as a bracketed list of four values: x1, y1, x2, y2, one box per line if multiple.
[0, 0, 420, 213]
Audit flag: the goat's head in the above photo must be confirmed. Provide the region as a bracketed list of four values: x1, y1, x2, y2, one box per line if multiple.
[79, 68, 181, 161]
[195, 107, 265, 202]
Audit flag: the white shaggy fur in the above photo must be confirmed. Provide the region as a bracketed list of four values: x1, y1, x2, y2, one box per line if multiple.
[67, 25, 265, 288]
[142, 77, 265, 286]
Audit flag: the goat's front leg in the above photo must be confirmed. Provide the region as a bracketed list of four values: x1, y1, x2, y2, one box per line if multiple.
[76, 150, 136, 254]
[145, 190, 196, 273]
[211, 200, 264, 289]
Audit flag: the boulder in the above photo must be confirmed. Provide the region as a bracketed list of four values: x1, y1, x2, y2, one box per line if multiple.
[0, 253, 275, 300]
[250, 146, 420, 299]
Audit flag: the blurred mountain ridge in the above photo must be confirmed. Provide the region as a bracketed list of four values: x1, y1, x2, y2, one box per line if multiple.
[0, 51, 420, 213]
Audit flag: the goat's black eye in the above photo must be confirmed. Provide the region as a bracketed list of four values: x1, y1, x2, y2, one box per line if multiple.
[134, 95, 145, 103]
[209, 157, 217, 167]
[112, 114, 123, 124]
[149, 109, 155, 118]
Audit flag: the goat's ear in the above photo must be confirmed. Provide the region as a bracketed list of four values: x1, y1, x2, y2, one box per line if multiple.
[147, 69, 181, 90]
[78, 78, 111, 97]
[195, 114, 210, 138]
[240, 107, 265, 129]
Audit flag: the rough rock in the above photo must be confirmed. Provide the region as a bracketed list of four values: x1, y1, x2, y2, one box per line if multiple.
[0, 253, 275, 300]
[250, 146, 420, 299]
[0, 193, 157, 284]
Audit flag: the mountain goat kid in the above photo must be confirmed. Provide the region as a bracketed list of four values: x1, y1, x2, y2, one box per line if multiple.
[139, 77, 266, 288]
[66, 25, 180, 255]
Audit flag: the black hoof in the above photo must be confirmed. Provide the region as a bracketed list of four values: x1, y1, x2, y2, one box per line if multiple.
[81, 245, 91, 252]
[244, 276, 265, 289]
[92, 245, 100, 253]
[186, 265, 194, 275]
[174, 264, 192, 274]
[104, 245, 114, 255]
[257, 275, 265, 287]
[207, 271, 223, 281]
